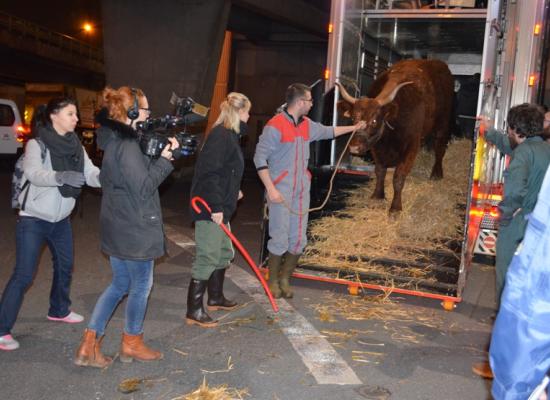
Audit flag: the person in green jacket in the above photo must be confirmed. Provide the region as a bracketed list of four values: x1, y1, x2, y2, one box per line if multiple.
[484, 104, 550, 305]
[473, 104, 550, 380]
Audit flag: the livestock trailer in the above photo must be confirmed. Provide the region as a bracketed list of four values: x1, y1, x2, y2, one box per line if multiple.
[259, 0, 550, 309]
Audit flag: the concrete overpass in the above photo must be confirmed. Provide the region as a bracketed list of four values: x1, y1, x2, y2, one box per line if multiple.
[0, 10, 105, 89]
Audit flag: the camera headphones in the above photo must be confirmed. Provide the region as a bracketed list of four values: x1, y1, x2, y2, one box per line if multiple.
[127, 87, 140, 121]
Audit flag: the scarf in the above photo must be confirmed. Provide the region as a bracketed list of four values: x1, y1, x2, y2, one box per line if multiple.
[38, 124, 84, 199]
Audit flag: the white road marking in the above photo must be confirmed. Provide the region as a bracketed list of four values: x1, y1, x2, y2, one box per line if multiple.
[164, 224, 362, 385]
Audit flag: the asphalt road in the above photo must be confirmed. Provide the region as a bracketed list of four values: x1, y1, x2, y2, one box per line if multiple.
[0, 162, 497, 400]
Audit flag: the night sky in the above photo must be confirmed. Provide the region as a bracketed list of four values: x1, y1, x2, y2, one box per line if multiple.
[1, 1, 102, 47]
[0, 0, 331, 50]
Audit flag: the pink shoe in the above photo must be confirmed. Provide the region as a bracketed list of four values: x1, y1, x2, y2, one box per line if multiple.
[47, 311, 84, 324]
[0, 334, 20, 351]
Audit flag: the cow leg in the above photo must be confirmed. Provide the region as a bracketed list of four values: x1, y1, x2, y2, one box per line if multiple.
[389, 170, 406, 213]
[389, 143, 420, 213]
[371, 164, 387, 200]
[430, 133, 448, 180]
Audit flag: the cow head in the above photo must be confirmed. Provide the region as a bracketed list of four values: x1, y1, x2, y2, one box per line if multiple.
[336, 81, 413, 156]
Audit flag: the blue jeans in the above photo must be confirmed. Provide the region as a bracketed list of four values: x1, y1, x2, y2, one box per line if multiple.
[0, 216, 74, 336]
[88, 256, 154, 336]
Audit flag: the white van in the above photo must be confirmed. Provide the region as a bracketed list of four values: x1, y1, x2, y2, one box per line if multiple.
[0, 99, 23, 156]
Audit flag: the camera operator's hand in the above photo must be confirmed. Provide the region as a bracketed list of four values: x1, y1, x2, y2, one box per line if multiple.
[55, 171, 86, 188]
[211, 212, 224, 225]
[160, 137, 180, 160]
[238, 190, 244, 200]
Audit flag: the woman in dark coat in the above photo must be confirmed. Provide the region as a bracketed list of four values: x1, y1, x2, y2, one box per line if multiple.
[74, 86, 179, 367]
[187, 92, 251, 327]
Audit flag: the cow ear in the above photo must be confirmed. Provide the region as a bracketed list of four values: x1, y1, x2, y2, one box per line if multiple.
[337, 100, 353, 119]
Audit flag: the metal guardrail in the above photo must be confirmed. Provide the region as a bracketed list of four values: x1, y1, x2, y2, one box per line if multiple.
[0, 11, 103, 64]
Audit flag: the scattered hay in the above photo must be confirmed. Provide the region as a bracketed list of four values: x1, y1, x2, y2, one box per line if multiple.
[173, 348, 189, 357]
[118, 378, 143, 394]
[302, 139, 472, 285]
[118, 377, 168, 394]
[310, 291, 443, 345]
[201, 356, 235, 374]
[172, 377, 248, 400]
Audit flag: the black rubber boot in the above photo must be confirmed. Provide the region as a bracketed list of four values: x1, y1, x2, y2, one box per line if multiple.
[186, 279, 218, 328]
[267, 252, 283, 299]
[207, 269, 237, 311]
[280, 252, 300, 299]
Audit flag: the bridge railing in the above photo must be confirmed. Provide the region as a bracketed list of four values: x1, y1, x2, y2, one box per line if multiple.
[0, 11, 103, 64]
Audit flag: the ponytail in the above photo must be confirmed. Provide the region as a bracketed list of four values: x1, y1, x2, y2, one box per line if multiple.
[213, 92, 251, 133]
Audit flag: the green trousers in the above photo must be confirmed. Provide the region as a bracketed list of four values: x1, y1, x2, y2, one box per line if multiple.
[192, 220, 234, 280]
[495, 216, 527, 306]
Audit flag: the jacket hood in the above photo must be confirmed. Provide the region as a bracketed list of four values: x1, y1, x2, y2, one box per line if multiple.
[95, 108, 138, 151]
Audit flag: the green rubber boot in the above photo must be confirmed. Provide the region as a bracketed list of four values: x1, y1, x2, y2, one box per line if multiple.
[267, 252, 283, 299]
[280, 252, 300, 299]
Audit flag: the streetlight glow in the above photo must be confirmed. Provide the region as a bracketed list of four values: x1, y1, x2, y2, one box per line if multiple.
[82, 23, 93, 33]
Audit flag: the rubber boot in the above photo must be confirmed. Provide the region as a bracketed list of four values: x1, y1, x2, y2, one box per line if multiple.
[207, 269, 237, 311]
[120, 332, 163, 363]
[267, 252, 283, 299]
[280, 252, 300, 299]
[74, 328, 113, 368]
[186, 278, 218, 327]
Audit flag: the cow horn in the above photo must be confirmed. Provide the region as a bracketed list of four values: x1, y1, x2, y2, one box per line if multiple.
[376, 81, 413, 106]
[335, 82, 357, 104]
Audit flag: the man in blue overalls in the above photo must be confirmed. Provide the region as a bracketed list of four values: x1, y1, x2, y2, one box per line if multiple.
[254, 83, 365, 298]
[489, 164, 550, 400]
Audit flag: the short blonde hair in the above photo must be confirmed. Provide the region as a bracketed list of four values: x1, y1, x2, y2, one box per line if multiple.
[102, 86, 146, 123]
[214, 92, 251, 133]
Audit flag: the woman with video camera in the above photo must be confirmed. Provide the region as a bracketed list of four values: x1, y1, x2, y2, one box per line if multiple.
[74, 86, 179, 368]
[187, 92, 251, 328]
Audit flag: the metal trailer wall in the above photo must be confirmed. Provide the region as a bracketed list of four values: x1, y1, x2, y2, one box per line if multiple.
[101, 0, 230, 115]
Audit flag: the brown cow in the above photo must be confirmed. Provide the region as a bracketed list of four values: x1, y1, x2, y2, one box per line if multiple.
[337, 59, 454, 213]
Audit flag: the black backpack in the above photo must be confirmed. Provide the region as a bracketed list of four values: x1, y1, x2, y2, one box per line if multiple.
[11, 138, 47, 210]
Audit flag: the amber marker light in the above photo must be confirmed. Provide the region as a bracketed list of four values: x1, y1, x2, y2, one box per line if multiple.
[328, 23, 333, 33]
[324, 68, 330, 80]
[529, 74, 536, 86]
[534, 23, 541, 35]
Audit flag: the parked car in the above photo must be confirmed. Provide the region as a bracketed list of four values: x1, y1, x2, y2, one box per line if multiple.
[0, 99, 26, 158]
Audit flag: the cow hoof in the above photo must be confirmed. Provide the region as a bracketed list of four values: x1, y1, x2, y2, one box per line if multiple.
[388, 208, 401, 217]
[430, 170, 443, 180]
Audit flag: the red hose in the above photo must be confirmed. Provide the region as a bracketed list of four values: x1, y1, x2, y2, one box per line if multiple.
[191, 196, 279, 312]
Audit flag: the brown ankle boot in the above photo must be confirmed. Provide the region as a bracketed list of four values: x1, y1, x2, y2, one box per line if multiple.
[120, 333, 163, 363]
[74, 329, 112, 368]
[472, 361, 493, 379]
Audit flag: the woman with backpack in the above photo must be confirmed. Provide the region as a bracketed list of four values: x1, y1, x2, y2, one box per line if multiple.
[74, 86, 179, 368]
[0, 97, 100, 351]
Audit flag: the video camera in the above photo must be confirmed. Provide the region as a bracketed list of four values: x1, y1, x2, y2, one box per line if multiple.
[136, 93, 208, 159]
